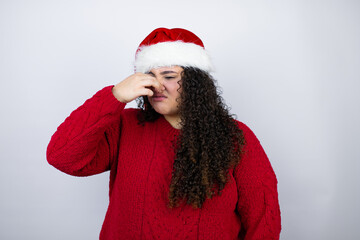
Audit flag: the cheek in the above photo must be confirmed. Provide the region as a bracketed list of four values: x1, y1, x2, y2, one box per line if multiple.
[165, 81, 182, 96]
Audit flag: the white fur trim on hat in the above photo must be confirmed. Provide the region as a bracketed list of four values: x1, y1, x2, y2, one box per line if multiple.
[134, 41, 214, 73]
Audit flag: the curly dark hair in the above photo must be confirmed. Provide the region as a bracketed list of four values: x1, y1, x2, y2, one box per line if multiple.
[136, 67, 245, 209]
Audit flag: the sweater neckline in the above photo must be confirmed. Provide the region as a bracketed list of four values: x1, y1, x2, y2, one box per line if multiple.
[157, 115, 181, 138]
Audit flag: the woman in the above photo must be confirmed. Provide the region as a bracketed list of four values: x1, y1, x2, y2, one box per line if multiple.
[47, 28, 281, 239]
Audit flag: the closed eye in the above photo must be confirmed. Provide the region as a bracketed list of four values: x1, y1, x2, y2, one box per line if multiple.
[165, 76, 175, 80]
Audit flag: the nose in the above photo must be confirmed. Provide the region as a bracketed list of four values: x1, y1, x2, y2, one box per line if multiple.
[156, 76, 165, 85]
[150, 77, 165, 93]
[155, 76, 166, 91]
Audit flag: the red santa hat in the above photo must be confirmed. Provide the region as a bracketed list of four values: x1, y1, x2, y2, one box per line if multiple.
[134, 28, 214, 73]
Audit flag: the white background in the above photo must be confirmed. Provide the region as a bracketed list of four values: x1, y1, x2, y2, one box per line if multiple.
[1, 0, 359, 239]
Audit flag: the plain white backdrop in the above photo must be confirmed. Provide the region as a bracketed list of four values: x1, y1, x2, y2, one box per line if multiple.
[1, 0, 359, 239]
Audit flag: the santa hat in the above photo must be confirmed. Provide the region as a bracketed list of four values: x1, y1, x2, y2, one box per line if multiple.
[134, 28, 214, 73]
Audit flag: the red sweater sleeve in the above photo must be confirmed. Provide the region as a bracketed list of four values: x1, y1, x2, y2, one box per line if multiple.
[46, 85, 126, 176]
[234, 122, 281, 239]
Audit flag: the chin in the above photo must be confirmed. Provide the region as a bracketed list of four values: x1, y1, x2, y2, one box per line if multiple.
[149, 101, 179, 116]
[153, 108, 169, 116]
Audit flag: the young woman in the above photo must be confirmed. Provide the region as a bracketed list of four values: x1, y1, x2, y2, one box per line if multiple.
[47, 28, 281, 239]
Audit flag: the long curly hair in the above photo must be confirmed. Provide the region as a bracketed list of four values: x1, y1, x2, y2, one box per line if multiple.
[136, 67, 245, 209]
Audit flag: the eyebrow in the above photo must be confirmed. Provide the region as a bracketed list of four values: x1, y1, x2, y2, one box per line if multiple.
[148, 70, 178, 76]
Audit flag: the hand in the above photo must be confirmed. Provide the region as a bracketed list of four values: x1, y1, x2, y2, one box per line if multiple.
[112, 73, 165, 103]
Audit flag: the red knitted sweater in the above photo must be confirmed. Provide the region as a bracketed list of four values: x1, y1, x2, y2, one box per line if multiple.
[46, 85, 281, 239]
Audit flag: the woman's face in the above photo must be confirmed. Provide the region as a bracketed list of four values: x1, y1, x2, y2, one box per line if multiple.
[147, 66, 183, 119]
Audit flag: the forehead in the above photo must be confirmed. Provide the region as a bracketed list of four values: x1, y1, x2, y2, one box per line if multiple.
[150, 66, 183, 74]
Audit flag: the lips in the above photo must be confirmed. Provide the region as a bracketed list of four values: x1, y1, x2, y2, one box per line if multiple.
[151, 94, 167, 102]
